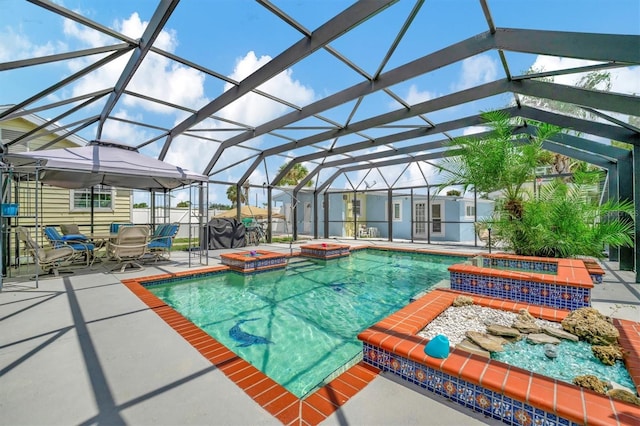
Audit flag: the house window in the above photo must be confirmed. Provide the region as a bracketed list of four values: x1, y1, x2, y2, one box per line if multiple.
[393, 201, 402, 221]
[431, 203, 443, 234]
[385, 201, 403, 221]
[71, 185, 114, 211]
[465, 203, 475, 218]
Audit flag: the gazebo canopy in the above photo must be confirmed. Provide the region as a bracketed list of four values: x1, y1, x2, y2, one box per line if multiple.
[2, 140, 208, 191]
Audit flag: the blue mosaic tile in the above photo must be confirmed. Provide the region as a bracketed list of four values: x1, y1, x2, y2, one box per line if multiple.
[361, 345, 574, 426]
[451, 271, 591, 309]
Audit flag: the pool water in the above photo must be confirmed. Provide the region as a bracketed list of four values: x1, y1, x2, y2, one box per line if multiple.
[147, 249, 460, 398]
[493, 339, 636, 391]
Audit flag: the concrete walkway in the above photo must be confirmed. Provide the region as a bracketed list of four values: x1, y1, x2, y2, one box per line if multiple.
[0, 241, 637, 425]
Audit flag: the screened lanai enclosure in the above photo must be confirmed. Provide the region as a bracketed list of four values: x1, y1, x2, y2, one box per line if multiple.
[1, 1, 638, 279]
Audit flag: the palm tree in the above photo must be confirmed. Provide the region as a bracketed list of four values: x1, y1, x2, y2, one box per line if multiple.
[226, 185, 246, 206]
[277, 162, 313, 186]
[437, 110, 559, 219]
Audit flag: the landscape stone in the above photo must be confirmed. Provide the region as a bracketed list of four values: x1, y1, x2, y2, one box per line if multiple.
[607, 389, 640, 406]
[541, 326, 579, 342]
[591, 345, 623, 366]
[455, 338, 491, 358]
[526, 333, 561, 345]
[544, 343, 558, 359]
[573, 375, 608, 394]
[516, 309, 536, 323]
[452, 295, 474, 307]
[486, 324, 522, 339]
[561, 307, 619, 345]
[466, 331, 506, 352]
[512, 320, 541, 334]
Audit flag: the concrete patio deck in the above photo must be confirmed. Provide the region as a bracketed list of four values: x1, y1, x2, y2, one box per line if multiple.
[1, 240, 638, 425]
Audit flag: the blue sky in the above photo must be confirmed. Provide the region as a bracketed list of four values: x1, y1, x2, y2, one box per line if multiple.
[1, 0, 638, 206]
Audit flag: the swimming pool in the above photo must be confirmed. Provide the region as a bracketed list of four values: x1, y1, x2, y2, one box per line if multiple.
[147, 249, 461, 398]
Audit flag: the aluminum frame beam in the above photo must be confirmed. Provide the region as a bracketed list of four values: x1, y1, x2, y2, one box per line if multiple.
[204, 28, 638, 174]
[159, 0, 396, 160]
[96, 0, 180, 138]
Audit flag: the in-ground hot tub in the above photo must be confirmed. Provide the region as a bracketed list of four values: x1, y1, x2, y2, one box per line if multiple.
[449, 254, 594, 310]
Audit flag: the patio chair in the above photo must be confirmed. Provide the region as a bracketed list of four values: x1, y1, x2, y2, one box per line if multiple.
[106, 225, 150, 272]
[43, 226, 95, 266]
[60, 223, 82, 236]
[18, 227, 75, 276]
[110, 222, 132, 233]
[147, 223, 179, 261]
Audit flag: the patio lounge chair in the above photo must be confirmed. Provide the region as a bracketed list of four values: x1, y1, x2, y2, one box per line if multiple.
[147, 223, 179, 261]
[18, 227, 75, 276]
[106, 225, 150, 272]
[43, 226, 95, 266]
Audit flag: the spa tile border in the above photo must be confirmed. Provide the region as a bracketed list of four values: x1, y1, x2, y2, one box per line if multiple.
[449, 254, 594, 310]
[121, 270, 379, 426]
[357, 288, 640, 426]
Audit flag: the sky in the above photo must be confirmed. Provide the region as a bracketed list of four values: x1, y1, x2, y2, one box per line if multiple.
[0, 0, 638, 206]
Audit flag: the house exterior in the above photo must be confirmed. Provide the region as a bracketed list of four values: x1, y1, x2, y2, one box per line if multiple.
[0, 106, 132, 235]
[273, 189, 494, 242]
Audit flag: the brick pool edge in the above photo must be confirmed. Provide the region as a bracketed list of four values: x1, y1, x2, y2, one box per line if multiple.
[357, 289, 640, 426]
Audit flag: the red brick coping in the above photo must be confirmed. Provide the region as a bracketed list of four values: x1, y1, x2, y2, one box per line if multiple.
[357, 288, 640, 426]
[300, 243, 350, 259]
[450, 255, 594, 288]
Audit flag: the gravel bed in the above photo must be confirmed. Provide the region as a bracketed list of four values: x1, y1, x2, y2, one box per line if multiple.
[417, 305, 561, 347]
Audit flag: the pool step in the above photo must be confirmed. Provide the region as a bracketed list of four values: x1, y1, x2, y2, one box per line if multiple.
[286, 259, 323, 274]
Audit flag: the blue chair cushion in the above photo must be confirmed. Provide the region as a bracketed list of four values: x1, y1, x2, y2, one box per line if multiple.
[62, 234, 88, 241]
[66, 241, 95, 251]
[45, 227, 93, 252]
[148, 240, 170, 249]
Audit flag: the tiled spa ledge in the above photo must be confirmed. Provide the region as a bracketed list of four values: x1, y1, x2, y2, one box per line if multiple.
[357, 289, 640, 426]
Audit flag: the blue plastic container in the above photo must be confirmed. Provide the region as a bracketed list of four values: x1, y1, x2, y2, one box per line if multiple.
[424, 334, 450, 359]
[1, 203, 18, 217]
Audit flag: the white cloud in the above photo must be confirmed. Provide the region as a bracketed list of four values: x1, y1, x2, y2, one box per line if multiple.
[452, 54, 498, 91]
[531, 55, 639, 95]
[64, 13, 209, 114]
[463, 125, 489, 136]
[0, 28, 65, 61]
[217, 51, 315, 127]
[405, 84, 435, 104]
[348, 160, 436, 190]
[101, 109, 152, 143]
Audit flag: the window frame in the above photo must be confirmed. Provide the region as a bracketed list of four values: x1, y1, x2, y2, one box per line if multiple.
[70, 185, 115, 212]
[465, 203, 476, 219]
